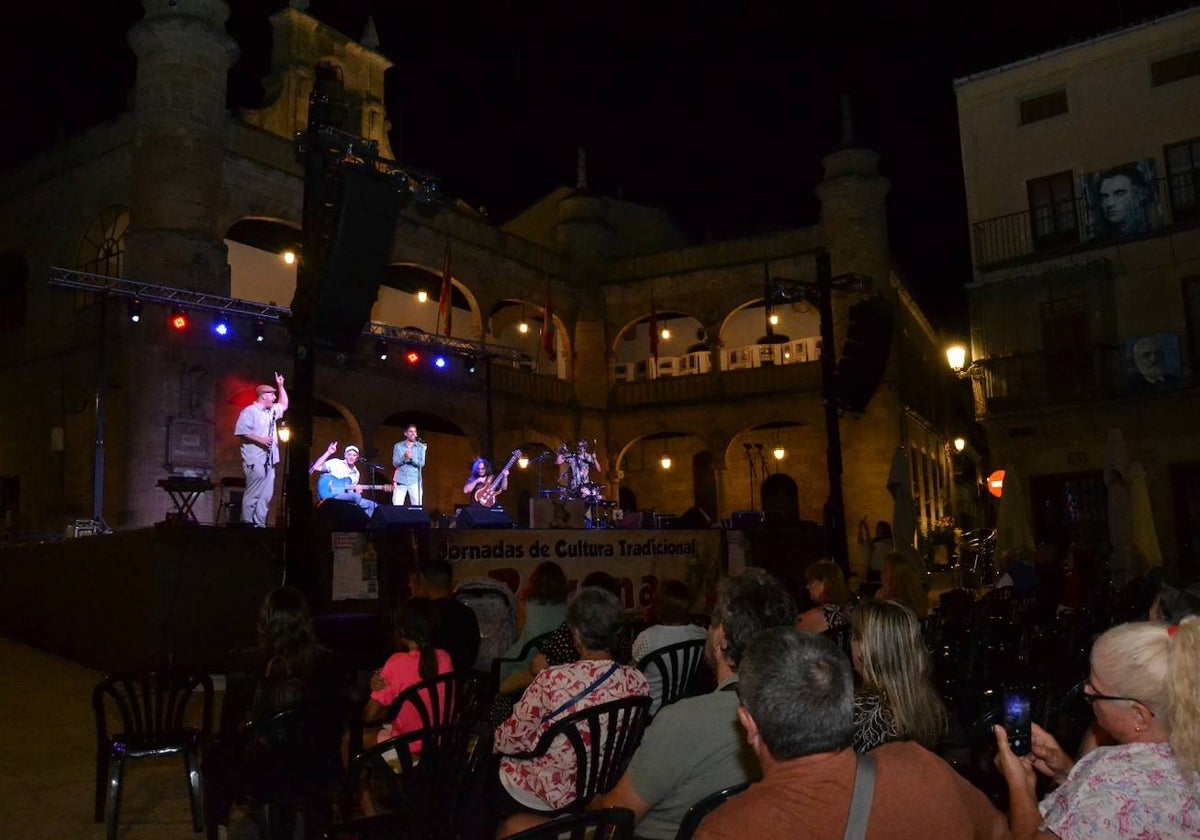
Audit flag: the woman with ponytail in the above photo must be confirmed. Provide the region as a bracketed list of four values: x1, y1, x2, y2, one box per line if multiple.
[363, 597, 453, 748]
[995, 617, 1200, 839]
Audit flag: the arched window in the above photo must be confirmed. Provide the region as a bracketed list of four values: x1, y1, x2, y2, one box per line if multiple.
[77, 206, 129, 277]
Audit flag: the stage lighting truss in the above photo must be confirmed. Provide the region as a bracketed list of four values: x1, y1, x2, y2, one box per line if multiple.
[46, 267, 526, 365]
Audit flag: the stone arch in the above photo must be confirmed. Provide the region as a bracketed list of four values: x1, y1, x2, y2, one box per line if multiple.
[615, 430, 715, 517]
[722, 418, 826, 522]
[379, 261, 484, 340]
[761, 473, 800, 522]
[77, 205, 130, 278]
[224, 217, 303, 305]
[489, 298, 570, 376]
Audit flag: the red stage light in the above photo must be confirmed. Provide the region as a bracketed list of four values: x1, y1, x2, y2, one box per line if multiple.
[405, 350, 420, 365]
[170, 307, 188, 331]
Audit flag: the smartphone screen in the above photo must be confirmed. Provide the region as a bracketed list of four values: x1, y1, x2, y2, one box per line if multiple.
[1003, 687, 1032, 757]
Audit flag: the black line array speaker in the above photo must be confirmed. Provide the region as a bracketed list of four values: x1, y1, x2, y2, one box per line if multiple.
[834, 295, 895, 414]
[457, 505, 515, 530]
[369, 506, 432, 529]
[290, 169, 399, 352]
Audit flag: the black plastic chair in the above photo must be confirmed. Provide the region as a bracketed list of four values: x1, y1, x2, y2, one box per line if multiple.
[636, 638, 707, 714]
[499, 695, 652, 814]
[93, 669, 214, 840]
[490, 630, 558, 689]
[204, 702, 344, 840]
[337, 722, 485, 840]
[674, 782, 751, 840]
[506, 808, 636, 840]
[350, 670, 486, 759]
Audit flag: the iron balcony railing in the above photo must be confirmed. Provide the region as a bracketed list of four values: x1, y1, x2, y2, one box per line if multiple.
[972, 174, 1199, 269]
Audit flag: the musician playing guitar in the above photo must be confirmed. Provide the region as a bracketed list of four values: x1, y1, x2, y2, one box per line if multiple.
[309, 442, 383, 515]
[463, 451, 521, 508]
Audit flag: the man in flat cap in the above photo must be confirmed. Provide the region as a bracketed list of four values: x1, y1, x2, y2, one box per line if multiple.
[233, 371, 288, 526]
[309, 441, 379, 517]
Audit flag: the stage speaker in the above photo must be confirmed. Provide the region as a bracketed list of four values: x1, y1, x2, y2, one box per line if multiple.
[289, 169, 399, 352]
[833, 295, 894, 414]
[458, 505, 515, 530]
[730, 510, 763, 530]
[369, 506, 432, 529]
[676, 506, 712, 529]
[315, 499, 370, 531]
[621, 510, 653, 530]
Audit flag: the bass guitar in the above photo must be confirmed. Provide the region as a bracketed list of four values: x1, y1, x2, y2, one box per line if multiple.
[474, 449, 522, 508]
[317, 474, 393, 501]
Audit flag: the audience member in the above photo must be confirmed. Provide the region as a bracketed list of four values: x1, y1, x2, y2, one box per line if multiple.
[859, 518, 895, 584]
[498, 561, 569, 688]
[409, 560, 481, 671]
[876, 552, 929, 619]
[695, 628, 1009, 840]
[1150, 580, 1200, 623]
[590, 568, 798, 840]
[494, 587, 649, 835]
[631, 579, 708, 715]
[994, 546, 1039, 596]
[850, 600, 947, 753]
[798, 558, 854, 655]
[995, 618, 1200, 840]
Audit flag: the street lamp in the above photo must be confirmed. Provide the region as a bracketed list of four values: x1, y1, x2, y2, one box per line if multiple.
[946, 344, 967, 373]
[953, 436, 966, 453]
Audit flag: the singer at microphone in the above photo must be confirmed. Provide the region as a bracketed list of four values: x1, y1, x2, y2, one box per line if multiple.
[391, 422, 427, 506]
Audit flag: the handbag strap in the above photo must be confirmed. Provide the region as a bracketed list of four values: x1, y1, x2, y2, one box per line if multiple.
[842, 753, 876, 840]
[541, 662, 620, 723]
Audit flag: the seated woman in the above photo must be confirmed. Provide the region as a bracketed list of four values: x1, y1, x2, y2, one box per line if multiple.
[850, 599, 947, 753]
[876, 551, 930, 620]
[994, 618, 1200, 840]
[797, 558, 854, 655]
[630, 579, 707, 715]
[494, 587, 650, 835]
[361, 597, 453, 751]
[498, 561, 570, 690]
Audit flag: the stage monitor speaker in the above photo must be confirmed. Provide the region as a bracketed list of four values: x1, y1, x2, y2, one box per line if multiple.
[458, 505, 515, 529]
[834, 295, 894, 415]
[368, 506, 431, 529]
[289, 169, 399, 352]
[676, 506, 713, 529]
[315, 499, 371, 531]
[621, 510, 653, 530]
[730, 510, 763, 530]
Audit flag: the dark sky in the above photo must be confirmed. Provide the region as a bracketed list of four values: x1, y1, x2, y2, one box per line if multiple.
[3, 0, 1193, 329]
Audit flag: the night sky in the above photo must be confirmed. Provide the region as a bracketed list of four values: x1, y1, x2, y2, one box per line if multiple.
[3, 0, 1193, 329]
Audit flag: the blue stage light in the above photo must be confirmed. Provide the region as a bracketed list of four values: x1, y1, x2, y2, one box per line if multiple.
[213, 317, 231, 337]
[434, 355, 447, 369]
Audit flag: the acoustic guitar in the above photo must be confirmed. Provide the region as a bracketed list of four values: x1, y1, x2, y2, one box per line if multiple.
[474, 449, 522, 508]
[317, 474, 393, 501]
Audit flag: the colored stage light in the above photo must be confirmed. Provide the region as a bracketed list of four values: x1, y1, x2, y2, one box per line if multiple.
[433, 355, 447, 369]
[405, 349, 420, 365]
[467, 363, 477, 374]
[377, 339, 389, 361]
[213, 317, 231, 337]
[254, 319, 266, 343]
[128, 298, 142, 323]
[170, 307, 188, 331]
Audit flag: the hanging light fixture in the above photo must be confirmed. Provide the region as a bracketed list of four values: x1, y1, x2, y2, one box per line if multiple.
[518, 304, 529, 334]
[953, 437, 966, 453]
[659, 438, 672, 470]
[276, 420, 291, 444]
[773, 430, 785, 461]
[281, 250, 296, 265]
[518, 454, 530, 469]
[417, 290, 428, 303]
[769, 313, 780, 326]
[660, 320, 671, 341]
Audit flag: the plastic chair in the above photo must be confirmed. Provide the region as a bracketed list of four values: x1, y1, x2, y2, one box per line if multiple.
[350, 670, 487, 759]
[498, 695, 652, 814]
[206, 702, 343, 840]
[337, 723, 485, 840]
[674, 782, 751, 840]
[490, 630, 558, 690]
[636, 638, 707, 714]
[506, 808, 636, 840]
[92, 669, 214, 840]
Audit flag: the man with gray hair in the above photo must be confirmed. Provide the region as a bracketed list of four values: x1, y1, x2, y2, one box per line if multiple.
[696, 628, 1007, 840]
[590, 568, 798, 839]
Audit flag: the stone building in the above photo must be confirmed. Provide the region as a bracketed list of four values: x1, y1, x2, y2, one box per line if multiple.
[0, 0, 958, 576]
[954, 7, 1200, 578]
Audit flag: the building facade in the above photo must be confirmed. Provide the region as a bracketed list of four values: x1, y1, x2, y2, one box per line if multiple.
[0, 1, 958, 577]
[954, 7, 1200, 578]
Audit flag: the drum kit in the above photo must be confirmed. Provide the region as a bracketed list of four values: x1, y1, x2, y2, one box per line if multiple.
[539, 481, 619, 528]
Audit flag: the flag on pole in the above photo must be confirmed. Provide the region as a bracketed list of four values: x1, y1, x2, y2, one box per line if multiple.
[436, 244, 453, 336]
[541, 287, 557, 362]
[649, 293, 659, 364]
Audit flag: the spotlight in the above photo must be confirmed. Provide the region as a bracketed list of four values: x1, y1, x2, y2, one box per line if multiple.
[170, 307, 188, 331]
[253, 319, 265, 343]
[405, 349, 421, 365]
[377, 339, 389, 361]
[282, 250, 296, 265]
[433, 355, 447, 369]
[417, 290, 428, 303]
[128, 298, 142, 323]
[467, 363, 477, 374]
[213, 316, 231, 337]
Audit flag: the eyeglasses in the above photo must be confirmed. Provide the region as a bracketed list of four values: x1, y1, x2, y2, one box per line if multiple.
[1083, 682, 1155, 716]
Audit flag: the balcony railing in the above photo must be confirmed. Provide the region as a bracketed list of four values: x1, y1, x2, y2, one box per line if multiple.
[489, 364, 575, 404]
[975, 344, 1193, 415]
[611, 361, 823, 408]
[972, 174, 1199, 269]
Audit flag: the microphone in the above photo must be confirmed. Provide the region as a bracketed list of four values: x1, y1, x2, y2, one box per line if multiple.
[366, 463, 387, 471]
